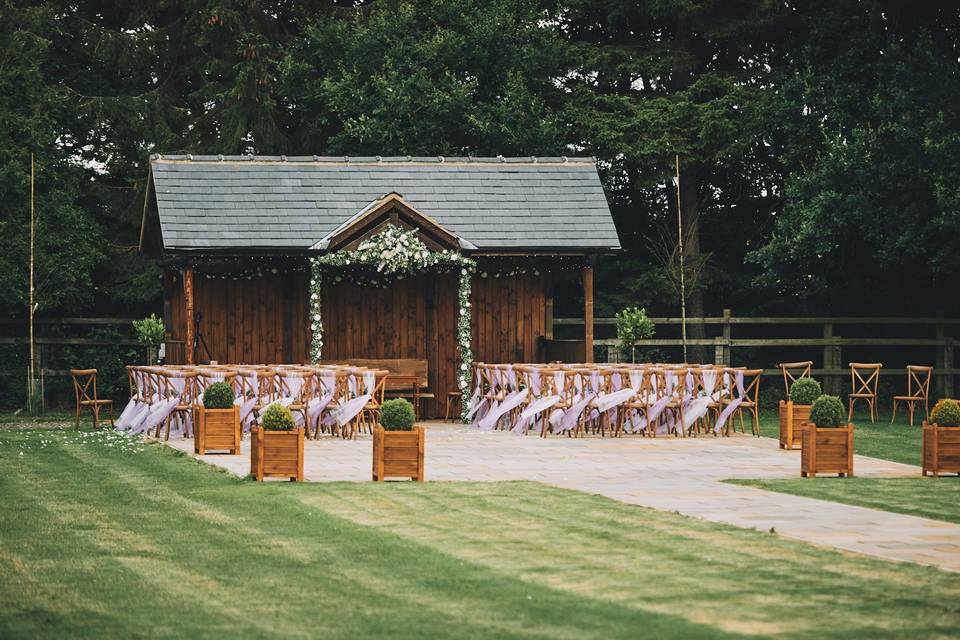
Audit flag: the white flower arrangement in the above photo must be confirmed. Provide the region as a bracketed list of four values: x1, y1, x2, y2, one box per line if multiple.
[309, 225, 475, 420]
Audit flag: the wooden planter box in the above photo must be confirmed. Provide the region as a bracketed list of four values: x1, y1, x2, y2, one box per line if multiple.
[778, 400, 812, 450]
[194, 405, 240, 455]
[922, 422, 960, 477]
[801, 423, 854, 477]
[372, 426, 424, 482]
[250, 427, 304, 482]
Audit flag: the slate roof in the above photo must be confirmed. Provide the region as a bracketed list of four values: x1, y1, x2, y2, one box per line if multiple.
[145, 155, 620, 253]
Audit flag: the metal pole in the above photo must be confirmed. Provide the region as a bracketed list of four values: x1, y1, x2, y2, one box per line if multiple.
[675, 155, 688, 363]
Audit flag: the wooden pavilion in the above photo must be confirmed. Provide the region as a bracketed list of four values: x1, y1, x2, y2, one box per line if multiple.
[139, 155, 620, 416]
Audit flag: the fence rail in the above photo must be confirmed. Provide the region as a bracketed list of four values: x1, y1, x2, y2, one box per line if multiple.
[554, 309, 957, 397]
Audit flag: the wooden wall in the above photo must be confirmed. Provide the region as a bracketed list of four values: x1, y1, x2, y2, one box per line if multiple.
[471, 273, 546, 364]
[163, 267, 547, 417]
[321, 273, 458, 416]
[163, 269, 309, 365]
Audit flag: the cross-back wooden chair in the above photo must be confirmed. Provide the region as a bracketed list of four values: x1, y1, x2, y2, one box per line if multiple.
[719, 368, 761, 436]
[70, 369, 114, 429]
[163, 371, 198, 441]
[848, 362, 882, 423]
[891, 365, 933, 426]
[778, 361, 813, 396]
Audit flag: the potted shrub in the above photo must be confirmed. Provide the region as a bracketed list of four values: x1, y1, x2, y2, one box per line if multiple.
[372, 398, 424, 482]
[615, 306, 655, 363]
[779, 377, 822, 450]
[801, 395, 854, 478]
[923, 399, 960, 477]
[195, 381, 240, 455]
[250, 403, 304, 482]
[133, 313, 165, 365]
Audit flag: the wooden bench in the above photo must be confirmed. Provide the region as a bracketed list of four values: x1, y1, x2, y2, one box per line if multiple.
[321, 358, 434, 419]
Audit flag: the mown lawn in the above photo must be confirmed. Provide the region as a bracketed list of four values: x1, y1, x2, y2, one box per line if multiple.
[740, 409, 960, 526]
[2, 424, 960, 639]
[757, 408, 922, 466]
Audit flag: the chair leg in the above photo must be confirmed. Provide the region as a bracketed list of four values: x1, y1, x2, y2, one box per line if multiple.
[108, 403, 115, 427]
[75, 404, 81, 428]
[890, 399, 898, 424]
[848, 398, 855, 423]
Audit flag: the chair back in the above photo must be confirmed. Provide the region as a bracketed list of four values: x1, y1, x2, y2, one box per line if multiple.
[740, 369, 763, 405]
[70, 369, 100, 405]
[778, 361, 813, 395]
[905, 365, 933, 399]
[850, 362, 882, 396]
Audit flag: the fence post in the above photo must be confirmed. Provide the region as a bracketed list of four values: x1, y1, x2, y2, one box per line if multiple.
[935, 310, 946, 398]
[722, 308, 731, 365]
[945, 337, 955, 399]
[823, 323, 836, 394]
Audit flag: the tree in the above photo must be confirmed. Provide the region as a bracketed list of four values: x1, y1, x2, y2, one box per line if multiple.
[748, 1, 960, 313]
[0, 2, 103, 317]
[559, 0, 794, 354]
[282, 0, 570, 156]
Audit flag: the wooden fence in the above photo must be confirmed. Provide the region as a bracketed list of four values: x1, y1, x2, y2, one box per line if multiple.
[551, 309, 958, 398]
[4, 312, 958, 399]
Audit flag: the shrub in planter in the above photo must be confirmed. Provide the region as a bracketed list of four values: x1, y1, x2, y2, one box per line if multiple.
[923, 399, 960, 477]
[930, 399, 960, 427]
[251, 403, 303, 481]
[195, 381, 239, 455]
[373, 398, 423, 482]
[779, 378, 822, 450]
[133, 314, 165, 364]
[810, 395, 845, 427]
[261, 403, 295, 430]
[791, 378, 822, 405]
[380, 398, 416, 430]
[203, 382, 234, 409]
[801, 394, 853, 478]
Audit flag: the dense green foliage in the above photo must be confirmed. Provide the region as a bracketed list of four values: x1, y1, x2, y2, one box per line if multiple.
[260, 402, 295, 431]
[202, 382, 234, 410]
[789, 378, 822, 406]
[380, 398, 416, 431]
[930, 399, 960, 427]
[2, 1, 959, 403]
[809, 395, 846, 428]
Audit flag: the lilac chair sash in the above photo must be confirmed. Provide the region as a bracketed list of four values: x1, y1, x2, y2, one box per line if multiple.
[714, 371, 746, 433]
[682, 370, 718, 430]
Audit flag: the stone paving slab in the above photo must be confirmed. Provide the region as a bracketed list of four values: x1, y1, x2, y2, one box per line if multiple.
[163, 422, 960, 572]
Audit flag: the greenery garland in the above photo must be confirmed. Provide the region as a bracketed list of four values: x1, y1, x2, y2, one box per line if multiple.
[309, 225, 475, 421]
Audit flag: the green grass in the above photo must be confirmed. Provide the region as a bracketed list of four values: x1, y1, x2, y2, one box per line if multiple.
[746, 408, 960, 526]
[729, 477, 960, 524]
[758, 408, 922, 465]
[2, 425, 960, 639]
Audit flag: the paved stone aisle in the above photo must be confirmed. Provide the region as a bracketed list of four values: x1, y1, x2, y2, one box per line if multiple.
[165, 422, 960, 572]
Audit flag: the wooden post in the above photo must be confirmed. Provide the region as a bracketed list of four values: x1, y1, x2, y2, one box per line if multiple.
[935, 311, 946, 398]
[945, 337, 955, 399]
[184, 265, 195, 365]
[822, 323, 835, 395]
[28, 153, 35, 410]
[583, 265, 594, 363]
[720, 308, 732, 365]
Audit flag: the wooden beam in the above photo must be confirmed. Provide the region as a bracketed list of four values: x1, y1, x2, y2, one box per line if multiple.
[184, 265, 195, 365]
[583, 266, 594, 363]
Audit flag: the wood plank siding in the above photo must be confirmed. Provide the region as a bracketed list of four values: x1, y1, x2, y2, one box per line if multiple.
[163, 268, 547, 418]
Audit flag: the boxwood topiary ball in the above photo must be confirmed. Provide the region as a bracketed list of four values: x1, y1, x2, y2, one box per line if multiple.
[790, 378, 822, 405]
[380, 398, 415, 431]
[809, 395, 846, 428]
[930, 399, 960, 427]
[203, 382, 235, 409]
[261, 403, 295, 431]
